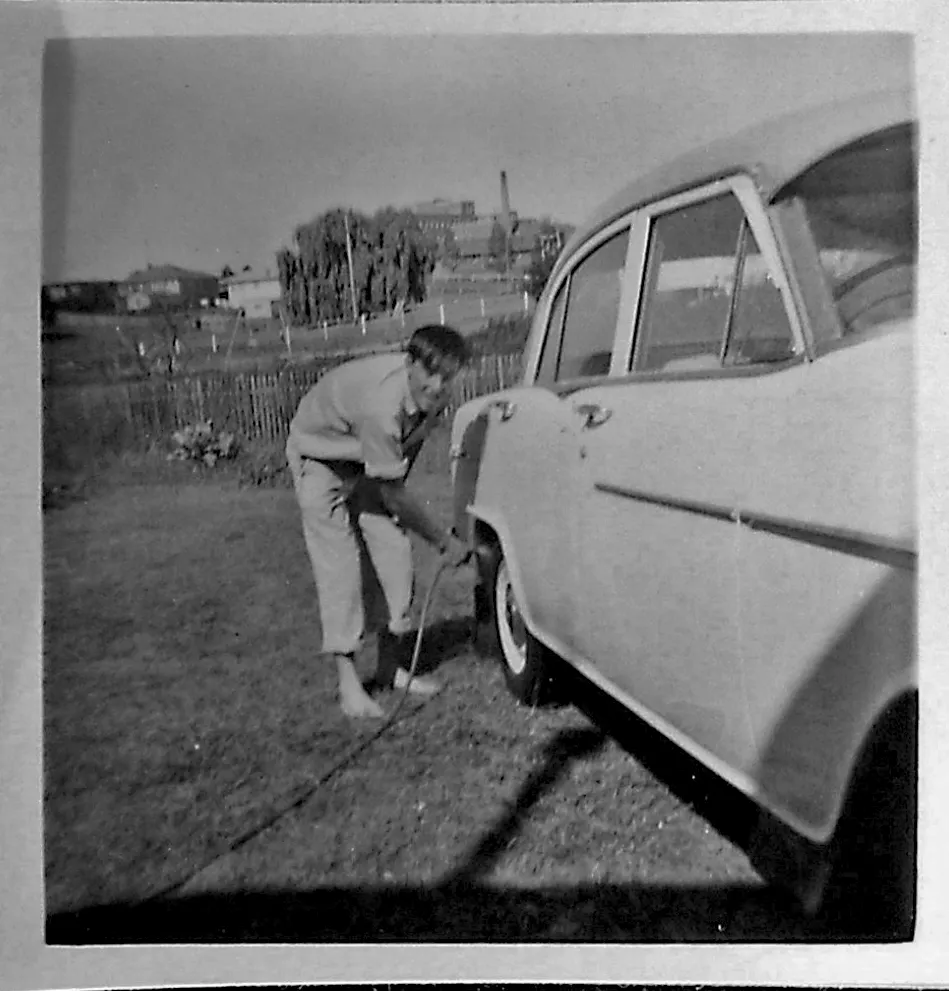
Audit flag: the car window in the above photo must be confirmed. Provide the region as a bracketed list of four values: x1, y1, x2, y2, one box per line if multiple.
[535, 281, 567, 388]
[554, 228, 630, 382]
[723, 223, 796, 366]
[633, 194, 744, 372]
[632, 192, 794, 372]
[777, 122, 916, 337]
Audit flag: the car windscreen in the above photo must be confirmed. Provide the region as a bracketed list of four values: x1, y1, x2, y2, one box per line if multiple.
[775, 122, 917, 336]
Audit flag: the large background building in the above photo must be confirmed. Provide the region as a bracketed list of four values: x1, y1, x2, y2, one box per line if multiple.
[412, 198, 477, 235]
[120, 264, 220, 313]
[414, 171, 570, 274]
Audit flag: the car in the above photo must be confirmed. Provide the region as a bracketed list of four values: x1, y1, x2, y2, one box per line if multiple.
[449, 87, 917, 927]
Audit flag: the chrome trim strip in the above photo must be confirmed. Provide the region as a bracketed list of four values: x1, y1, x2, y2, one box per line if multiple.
[593, 481, 916, 571]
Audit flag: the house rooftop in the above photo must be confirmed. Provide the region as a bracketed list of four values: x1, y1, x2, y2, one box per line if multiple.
[125, 264, 219, 283]
[222, 272, 279, 285]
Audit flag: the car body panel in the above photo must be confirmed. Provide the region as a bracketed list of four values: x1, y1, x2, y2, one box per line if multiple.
[458, 386, 586, 653]
[568, 375, 755, 768]
[449, 89, 916, 850]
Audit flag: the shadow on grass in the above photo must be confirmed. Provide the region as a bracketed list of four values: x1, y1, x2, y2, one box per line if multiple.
[44, 721, 910, 944]
[540, 662, 915, 943]
[47, 878, 827, 944]
[551, 661, 763, 854]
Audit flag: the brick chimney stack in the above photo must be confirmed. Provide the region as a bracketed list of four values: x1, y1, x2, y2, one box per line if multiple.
[500, 170, 512, 234]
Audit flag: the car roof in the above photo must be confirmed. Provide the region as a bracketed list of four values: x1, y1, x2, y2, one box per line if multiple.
[553, 87, 915, 280]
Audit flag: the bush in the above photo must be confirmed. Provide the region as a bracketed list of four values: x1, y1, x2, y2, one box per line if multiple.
[168, 420, 239, 467]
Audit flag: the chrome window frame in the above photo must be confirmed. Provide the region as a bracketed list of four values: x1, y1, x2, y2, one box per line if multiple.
[522, 214, 637, 388]
[624, 174, 807, 375]
[524, 173, 811, 390]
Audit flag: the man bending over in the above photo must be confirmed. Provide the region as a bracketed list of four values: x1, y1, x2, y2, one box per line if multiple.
[286, 324, 471, 718]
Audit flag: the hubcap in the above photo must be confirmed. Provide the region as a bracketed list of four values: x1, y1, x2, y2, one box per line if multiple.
[495, 561, 527, 675]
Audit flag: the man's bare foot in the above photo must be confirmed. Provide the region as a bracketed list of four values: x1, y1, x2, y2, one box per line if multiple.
[339, 689, 385, 719]
[393, 667, 441, 696]
[336, 652, 385, 719]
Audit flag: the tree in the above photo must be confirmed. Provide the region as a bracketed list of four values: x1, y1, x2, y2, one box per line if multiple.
[276, 207, 437, 326]
[525, 224, 565, 300]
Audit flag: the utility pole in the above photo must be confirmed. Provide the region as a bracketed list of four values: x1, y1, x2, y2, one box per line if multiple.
[344, 211, 359, 324]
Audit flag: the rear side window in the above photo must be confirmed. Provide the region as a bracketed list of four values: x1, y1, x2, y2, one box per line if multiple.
[544, 228, 630, 383]
[778, 122, 916, 337]
[632, 192, 795, 372]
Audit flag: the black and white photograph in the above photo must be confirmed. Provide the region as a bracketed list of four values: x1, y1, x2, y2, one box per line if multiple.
[2, 0, 948, 987]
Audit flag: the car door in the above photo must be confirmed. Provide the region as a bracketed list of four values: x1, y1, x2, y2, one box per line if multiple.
[471, 220, 636, 659]
[571, 180, 806, 778]
[470, 382, 588, 655]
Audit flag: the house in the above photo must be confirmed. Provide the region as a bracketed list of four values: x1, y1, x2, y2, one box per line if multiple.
[120, 265, 221, 313]
[43, 281, 120, 314]
[452, 216, 547, 261]
[222, 271, 283, 320]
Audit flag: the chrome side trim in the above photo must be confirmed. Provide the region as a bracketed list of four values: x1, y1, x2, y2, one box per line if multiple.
[593, 481, 916, 571]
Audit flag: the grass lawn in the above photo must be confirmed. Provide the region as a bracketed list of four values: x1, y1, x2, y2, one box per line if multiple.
[45, 456, 837, 943]
[42, 469, 475, 909]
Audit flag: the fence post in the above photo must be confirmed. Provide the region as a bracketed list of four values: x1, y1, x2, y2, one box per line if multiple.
[250, 373, 259, 440]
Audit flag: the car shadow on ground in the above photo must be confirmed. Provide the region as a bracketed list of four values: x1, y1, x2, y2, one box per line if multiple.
[45, 722, 907, 944]
[544, 659, 915, 942]
[548, 662, 763, 856]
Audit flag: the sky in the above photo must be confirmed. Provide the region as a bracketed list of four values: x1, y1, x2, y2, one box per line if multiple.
[42, 30, 914, 283]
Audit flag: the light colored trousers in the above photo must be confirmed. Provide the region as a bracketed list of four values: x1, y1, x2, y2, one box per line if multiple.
[288, 449, 414, 656]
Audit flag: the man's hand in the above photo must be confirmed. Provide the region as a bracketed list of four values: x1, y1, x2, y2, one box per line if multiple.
[441, 534, 471, 568]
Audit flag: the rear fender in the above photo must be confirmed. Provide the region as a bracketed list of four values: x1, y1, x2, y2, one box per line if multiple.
[751, 565, 916, 845]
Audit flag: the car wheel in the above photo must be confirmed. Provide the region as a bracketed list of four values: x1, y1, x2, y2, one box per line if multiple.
[475, 542, 554, 706]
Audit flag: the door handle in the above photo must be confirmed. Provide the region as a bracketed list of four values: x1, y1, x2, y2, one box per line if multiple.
[574, 403, 612, 429]
[488, 399, 517, 422]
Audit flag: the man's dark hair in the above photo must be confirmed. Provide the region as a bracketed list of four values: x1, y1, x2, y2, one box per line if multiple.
[406, 324, 470, 378]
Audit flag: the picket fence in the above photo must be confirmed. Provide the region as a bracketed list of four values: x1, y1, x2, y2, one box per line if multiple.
[54, 352, 524, 446]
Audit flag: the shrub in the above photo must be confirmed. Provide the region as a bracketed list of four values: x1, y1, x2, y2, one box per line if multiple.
[168, 420, 239, 467]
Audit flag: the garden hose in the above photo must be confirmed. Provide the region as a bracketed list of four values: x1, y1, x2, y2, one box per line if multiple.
[143, 557, 455, 903]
